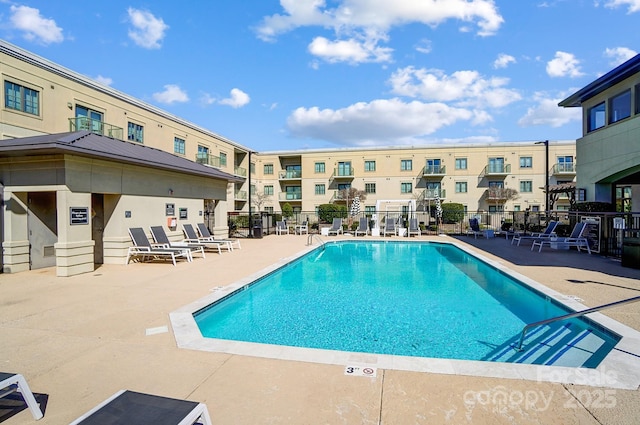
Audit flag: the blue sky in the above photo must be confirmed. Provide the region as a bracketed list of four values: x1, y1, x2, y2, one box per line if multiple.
[1, 1, 638, 151]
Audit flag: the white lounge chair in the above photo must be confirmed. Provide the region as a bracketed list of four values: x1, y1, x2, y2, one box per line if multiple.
[0, 372, 43, 420]
[126, 227, 191, 265]
[195, 223, 239, 250]
[275, 221, 289, 235]
[294, 221, 309, 235]
[327, 218, 343, 236]
[354, 217, 369, 236]
[181, 224, 229, 253]
[532, 221, 591, 253]
[407, 218, 421, 237]
[69, 390, 212, 425]
[150, 226, 206, 259]
[512, 220, 558, 246]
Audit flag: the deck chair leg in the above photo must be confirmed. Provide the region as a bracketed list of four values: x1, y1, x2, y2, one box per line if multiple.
[15, 375, 43, 420]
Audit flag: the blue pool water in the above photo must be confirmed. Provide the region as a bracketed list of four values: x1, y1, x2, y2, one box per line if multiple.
[194, 241, 619, 367]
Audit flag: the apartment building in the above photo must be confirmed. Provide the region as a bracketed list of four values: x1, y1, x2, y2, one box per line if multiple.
[254, 142, 577, 217]
[560, 54, 640, 211]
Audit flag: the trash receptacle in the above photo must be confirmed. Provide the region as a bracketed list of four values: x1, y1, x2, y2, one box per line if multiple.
[622, 237, 640, 269]
[253, 225, 263, 239]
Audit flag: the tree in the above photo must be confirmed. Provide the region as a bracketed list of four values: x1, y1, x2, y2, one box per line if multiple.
[335, 187, 367, 205]
[485, 187, 519, 208]
[251, 191, 272, 212]
[281, 203, 294, 220]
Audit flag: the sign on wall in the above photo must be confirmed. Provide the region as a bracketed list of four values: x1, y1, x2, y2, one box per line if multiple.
[166, 203, 175, 216]
[70, 207, 89, 225]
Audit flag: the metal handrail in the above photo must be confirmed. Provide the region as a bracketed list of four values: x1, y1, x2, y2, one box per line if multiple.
[307, 234, 326, 247]
[515, 295, 640, 351]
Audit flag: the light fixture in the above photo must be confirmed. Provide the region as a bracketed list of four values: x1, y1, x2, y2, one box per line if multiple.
[169, 188, 174, 195]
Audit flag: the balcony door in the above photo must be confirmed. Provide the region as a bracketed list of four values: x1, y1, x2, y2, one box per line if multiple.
[337, 161, 351, 176]
[75, 105, 103, 134]
[488, 157, 504, 173]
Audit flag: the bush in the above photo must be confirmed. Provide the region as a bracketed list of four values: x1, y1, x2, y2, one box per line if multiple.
[317, 203, 347, 223]
[281, 203, 294, 219]
[571, 202, 615, 212]
[441, 203, 465, 224]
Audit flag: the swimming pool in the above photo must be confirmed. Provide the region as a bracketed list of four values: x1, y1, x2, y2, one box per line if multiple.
[171, 239, 640, 389]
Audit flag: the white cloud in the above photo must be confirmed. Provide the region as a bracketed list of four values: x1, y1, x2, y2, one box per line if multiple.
[152, 84, 189, 104]
[517, 92, 581, 128]
[388, 67, 521, 108]
[256, 0, 503, 63]
[286, 98, 477, 146]
[604, 47, 637, 66]
[127, 8, 169, 49]
[493, 53, 516, 69]
[604, 0, 640, 13]
[94, 75, 113, 86]
[219, 88, 251, 108]
[9, 5, 63, 44]
[415, 39, 432, 54]
[546, 51, 584, 78]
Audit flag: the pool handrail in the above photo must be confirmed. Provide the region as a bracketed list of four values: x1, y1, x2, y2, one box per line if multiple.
[307, 234, 326, 247]
[515, 294, 640, 351]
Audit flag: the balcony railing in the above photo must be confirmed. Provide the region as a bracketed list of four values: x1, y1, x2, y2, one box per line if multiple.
[552, 163, 576, 174]
[422, 164, 446, 176]
[420, 189, 446, 200]
[484, 187, 516, 201]
[331, 167, 354, 178]
[234, 165, 247, 177]
[481, 163, 511, 177]
[279, 170, 302, 180]
[234, 190, 247, 200]
[279, 192, 302, 201]
[196, 153, 222, 167]
[69, 117, 123, 140]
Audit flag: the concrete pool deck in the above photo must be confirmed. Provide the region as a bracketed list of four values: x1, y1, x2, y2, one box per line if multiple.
[1, 233, 640, 424]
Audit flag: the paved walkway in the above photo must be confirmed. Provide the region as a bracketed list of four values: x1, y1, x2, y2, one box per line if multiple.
[1, 234, 639, 424]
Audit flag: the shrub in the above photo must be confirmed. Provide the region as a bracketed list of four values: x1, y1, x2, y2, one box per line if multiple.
[317, 203, 347, 223]
[281, 203, 294, 219]
[571, 202, 615, 212]
[441, 203, 465, 224]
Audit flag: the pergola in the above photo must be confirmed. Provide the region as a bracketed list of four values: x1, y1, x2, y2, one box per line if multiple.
[545, 182, 576, 210]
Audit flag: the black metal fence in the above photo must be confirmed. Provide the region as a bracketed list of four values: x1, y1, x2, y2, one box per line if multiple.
[227, 210, 640, 259]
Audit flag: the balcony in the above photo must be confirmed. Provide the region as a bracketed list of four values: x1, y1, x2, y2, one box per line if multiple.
[69, 117, 123, 140]
[234, 190, 247, 201]
[484, 187, 517, 202]
[552, 163, 576, 175]
[421, 164, 446, 178]
[419, 188, 446, 201]
[278, 169, 302, 180]
[196, 153, 222, 168]
[234, 165, 247, 177]
[329, 167, 354, 186]
[279, 192, 302, 201]
[481, 163, 511, 178]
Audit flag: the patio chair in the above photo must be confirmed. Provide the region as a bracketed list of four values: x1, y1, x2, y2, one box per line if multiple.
[466, 218, 484, 239]
[532, 221, 591, 253]
[327, 218, 343, 236]
[195, 223, 239, 250]
[294, 221, 309, 235]
[0, 372, 43, 420]
[69, 390, 212, 425]
[126, 227, 191, 266]
[511, 220, 558, 246]
[354, 217, 369, 236]
[150, 226, 206, 259]
[382, 217, 396, 237]
[407, 218, 421, 237]
[182, 224, 229, 253]
[275, 221, 289, 235]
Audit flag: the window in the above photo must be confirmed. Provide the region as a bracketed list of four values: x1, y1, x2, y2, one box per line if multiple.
[365, 183, 376, 194]
[4, 81, 39, 115]
[75, 105, 103, 133]
[265, 206, 274, 214]
[557, 156, 574, 173]
[426, 159, 441, 174]
[337, 162, 352, 176]
[197, 145, 209, 161]
[127, 122, 144, 143]
[587, 102, 605, 132]
[264, 164, 274, 174]
[520, 180, 533, 192]
[315, 184, 325, 195]
[488, 181, 504, 189]
[250, 185, 256, 195]
[219, 152, 227, 167]
[337, 183, 351, 191]
[401, 182, 412, 193]
[314, 162, 325, 173]
[264, 185, 274, 195]
[513, 205, 521, 212]
[364, 160, 376, 172]
[400, 159, 412, 171]
[455, 158, 467, 170]
[455, 182, 467, 193]
[636, 84, 640, 115]
[365, 206, 376, 214]
[519, 156, 532, 168]
[174, 137, 185, 154]
[489, 205, 504, 212]
[488, 157, 505, 173]
[250, 162, 255, 174]
[609, 89, 631, 124]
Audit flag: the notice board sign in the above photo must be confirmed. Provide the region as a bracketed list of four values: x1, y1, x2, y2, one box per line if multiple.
[70, 207, 89, 225]
[581, 216, 601, 253]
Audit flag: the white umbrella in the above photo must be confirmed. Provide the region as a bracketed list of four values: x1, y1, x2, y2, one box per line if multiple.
[435, 192, 443, 223]
[350, 196, 361, 217]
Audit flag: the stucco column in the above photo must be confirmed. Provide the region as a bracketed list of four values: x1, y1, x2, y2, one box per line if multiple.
[55, 190, 95, 277]
[1, 190, 30, 273]
[212, 197, 230, 239]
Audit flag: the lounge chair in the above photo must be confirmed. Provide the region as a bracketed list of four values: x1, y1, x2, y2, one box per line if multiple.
[182, 224, 230, 253]
[69, 389, 212, 425]
[407, 218, 421, 237]
[466, 218, 485, 239]
[195, 223, 240, 250]
[126, 227, 191, 265]
[275, 221, 289, 235]
[150, 226, 206, 259]
[532, 221, 591, 253]
[327, 218, 343, 236]
[0, 372, 43, 420]
[382, 217, 396, 236]
[511, 220, 558, 246]
[354, 217, 369, 236]
[294, 221, 309, 235]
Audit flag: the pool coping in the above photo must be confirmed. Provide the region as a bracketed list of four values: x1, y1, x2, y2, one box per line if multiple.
[170, 239, 640, 390]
